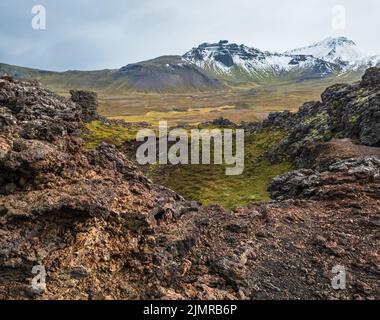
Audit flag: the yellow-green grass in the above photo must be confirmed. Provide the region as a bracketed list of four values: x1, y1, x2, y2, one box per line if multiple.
[94, 79, 340, 126]
[108, 105, 237, 127]
[82, 120, 140, 149]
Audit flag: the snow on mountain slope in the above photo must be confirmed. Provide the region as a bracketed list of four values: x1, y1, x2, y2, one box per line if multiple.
[183, 40, 340, 81]
[183, 37, 380, 82]
[285, 37, 365, 63]
[359, 55, 380, 69]
[285, 37, 380, 70]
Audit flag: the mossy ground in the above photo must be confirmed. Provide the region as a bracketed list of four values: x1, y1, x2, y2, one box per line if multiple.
[83, 121, 139, 149]
[149, 128, 292, 209]
[84, 122, 292, 209]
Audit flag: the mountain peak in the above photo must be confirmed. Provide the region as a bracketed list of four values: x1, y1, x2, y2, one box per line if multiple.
[183, 41, 265, 69]
[285, 36, 366, 65]
[318, 36, 356, 47]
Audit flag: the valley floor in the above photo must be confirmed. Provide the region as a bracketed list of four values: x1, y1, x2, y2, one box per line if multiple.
[95, 78, 344, 126]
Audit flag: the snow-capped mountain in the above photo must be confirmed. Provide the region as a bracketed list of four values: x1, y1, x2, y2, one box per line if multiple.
[183, 37, 380, 82]
[285, 37, 380, 71]
[183, 40, 340, 82]
[285, 37, 365, 65]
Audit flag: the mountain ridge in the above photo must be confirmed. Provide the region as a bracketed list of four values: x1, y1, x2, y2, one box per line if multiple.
[285, 36, 380, 71]
[184, 37, 380, 83]
[1, 37, 379, 92]
[183, 40, 341, 82]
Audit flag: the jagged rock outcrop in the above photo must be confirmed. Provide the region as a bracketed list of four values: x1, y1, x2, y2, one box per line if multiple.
[69, 90, 99, 122]
[361, 67, 380, 88]
[0, 75, 379, 300]
[269, 157, 380, 201]
[202, 117, 236, 127]
[262, 68, 380, 166]
[296, 139, 380, 170]
[0, 77, 195, 299]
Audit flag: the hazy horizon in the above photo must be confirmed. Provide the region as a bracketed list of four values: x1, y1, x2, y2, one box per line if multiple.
[1, 0, 379, 71]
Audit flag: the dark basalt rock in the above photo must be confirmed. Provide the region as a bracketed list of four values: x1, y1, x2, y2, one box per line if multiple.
[214, 52, 234, 67]
[269, 157, 380, 201]
[70, 90, 99, 122]
[361, 67, 380, 88]
[205, 117, 236, 127]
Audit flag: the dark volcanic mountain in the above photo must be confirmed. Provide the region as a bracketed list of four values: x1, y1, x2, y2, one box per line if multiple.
[116, 55, 223, 91]
[0, 57, 223, 93]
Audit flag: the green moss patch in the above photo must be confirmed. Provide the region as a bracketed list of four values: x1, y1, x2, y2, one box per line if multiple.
[83, 121, 139, 149]
[149, 128, 292, 209]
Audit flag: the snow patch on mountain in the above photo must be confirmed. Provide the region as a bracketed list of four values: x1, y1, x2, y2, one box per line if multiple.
[285, 37, 380, 70]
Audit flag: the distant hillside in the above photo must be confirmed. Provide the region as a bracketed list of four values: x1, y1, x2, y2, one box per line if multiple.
[0, 56, 223, 93]
[116, 56, 223, 91]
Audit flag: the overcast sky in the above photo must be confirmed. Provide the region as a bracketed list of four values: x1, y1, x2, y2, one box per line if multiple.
[0, 0, 379, 71]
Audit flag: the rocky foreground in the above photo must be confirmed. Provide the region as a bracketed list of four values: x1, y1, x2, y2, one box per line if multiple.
[0, 70, 379, 300]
